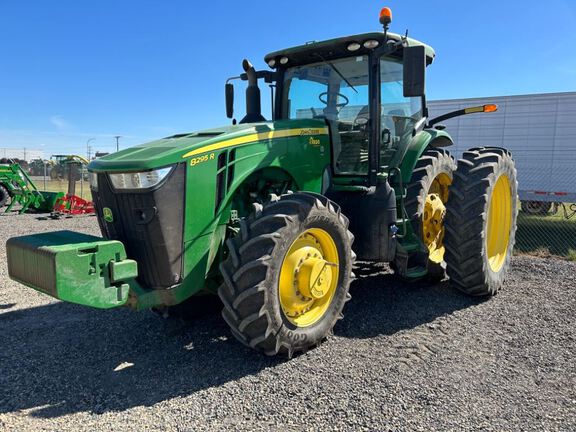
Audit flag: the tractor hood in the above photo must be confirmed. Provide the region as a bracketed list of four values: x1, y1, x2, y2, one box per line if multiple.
[88, 123, 252, 172]
[88, 119, 326, 172]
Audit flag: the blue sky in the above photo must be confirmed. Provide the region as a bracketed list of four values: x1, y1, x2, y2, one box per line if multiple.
[1, 0, 575, 156]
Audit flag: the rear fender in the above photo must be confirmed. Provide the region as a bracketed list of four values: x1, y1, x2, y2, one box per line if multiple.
[395, 129, 454, 185]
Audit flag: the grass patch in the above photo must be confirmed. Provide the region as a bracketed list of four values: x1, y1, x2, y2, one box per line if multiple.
[515, 211, 576, 259]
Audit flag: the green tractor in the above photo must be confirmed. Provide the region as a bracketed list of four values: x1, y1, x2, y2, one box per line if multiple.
[0, 163, 48, 213]
[7, 8, 518, 356]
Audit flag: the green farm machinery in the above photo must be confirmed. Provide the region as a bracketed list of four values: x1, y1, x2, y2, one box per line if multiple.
[0, 163, 59, 213]
[1, 162, 93, 215]
[7, 7, 518, 356]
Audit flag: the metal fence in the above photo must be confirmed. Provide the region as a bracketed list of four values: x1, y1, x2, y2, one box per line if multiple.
[514, 163, 576, 260]
[0, 148, 44, 161]
[27, 161, 91, 200]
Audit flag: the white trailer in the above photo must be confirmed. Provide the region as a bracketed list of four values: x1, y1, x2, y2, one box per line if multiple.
[428, 92, 576, 215]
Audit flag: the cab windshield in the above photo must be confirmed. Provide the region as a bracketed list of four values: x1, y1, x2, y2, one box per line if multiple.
[282, 55, 423, 174]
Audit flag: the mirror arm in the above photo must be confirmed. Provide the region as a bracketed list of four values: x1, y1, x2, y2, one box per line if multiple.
[427, 105, 498, 128]
[428, 110, 464, 127]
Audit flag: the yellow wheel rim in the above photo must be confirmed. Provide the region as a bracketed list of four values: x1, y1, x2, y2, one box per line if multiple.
[278, 228, 339, 327]
[422, 173, 451, 263]
[487, 174, 512, 272]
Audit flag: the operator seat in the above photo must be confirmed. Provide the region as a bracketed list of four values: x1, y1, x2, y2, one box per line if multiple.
[354, 105, 370, 126]
[334, 105, 370, 174]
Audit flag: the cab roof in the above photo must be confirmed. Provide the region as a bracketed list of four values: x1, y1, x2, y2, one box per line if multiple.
[264, 32, 435, 67]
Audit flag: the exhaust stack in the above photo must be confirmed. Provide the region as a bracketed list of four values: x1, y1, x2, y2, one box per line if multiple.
[240, 59, 266, 124]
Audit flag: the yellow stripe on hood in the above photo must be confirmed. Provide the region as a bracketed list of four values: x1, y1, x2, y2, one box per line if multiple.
[182, 127, 329, 158]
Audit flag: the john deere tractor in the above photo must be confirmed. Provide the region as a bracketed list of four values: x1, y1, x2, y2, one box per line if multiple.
[7, 8, 518, 356]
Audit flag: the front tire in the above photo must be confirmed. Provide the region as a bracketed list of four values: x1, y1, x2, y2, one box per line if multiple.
[218, 192, 355, 357]
[444, 147, 518, 296]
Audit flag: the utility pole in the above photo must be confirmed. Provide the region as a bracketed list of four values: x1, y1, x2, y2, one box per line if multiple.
[114, 136, 122, 152]
[86, 138, 95, 160]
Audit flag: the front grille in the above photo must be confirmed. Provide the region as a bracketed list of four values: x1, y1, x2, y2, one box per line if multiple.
[91, 163, 186, 289]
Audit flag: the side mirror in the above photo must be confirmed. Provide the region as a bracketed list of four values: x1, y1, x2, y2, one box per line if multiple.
[403, 45, 426, 97]
[225, 83, 234, 119]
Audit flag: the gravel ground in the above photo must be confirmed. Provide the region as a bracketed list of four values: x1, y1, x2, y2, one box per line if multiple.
[0, 212, 575, 431]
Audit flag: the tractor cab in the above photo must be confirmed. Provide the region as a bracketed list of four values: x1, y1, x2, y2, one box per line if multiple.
[226, 7, 434, 188]
[252, 26, 436, 265]
[266, 32, 434, 184]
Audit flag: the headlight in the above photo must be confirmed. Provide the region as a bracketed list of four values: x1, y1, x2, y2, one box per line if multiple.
[109, 166, 173, 190]
[88, 171, 98, 190]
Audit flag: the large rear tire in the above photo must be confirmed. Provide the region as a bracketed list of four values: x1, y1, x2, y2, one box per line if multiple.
[405, 148, 456, 279]
[218, 192, 355, 357]
[444, 147, 518, 296]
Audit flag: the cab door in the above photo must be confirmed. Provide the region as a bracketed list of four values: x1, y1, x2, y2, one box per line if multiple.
[281, 55, 373, 177]
[378, 57, 425, 170]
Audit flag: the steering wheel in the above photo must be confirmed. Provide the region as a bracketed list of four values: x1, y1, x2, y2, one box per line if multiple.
[318, 91, 349, 108]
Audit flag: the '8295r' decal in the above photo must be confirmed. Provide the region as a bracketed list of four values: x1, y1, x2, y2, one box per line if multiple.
[190, 153, 215, 167]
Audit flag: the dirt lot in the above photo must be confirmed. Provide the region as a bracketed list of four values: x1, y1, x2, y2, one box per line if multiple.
[0, 212, 575, 431]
